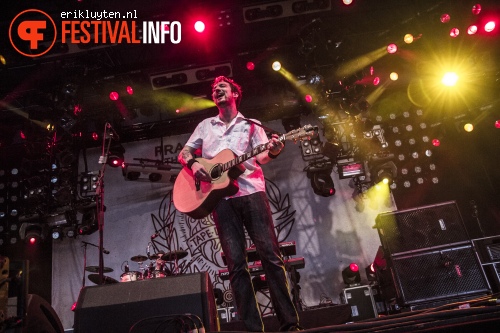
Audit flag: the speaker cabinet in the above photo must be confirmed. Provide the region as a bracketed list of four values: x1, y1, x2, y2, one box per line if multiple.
[74, 272, 218, 333]
[390, 244, 490, 307]
[376, 201, 470, 255]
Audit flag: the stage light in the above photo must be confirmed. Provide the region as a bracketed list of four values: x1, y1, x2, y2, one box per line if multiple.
[432, 139, 440, 146]
[78, 208, 98, 236]
[404, 34, 414, 44]
[386, 44, 397, 54]
[440, 14, 450, 23]
[51, 229, 62, 240]
[194, 21, 205, 33]
[442, 72, 458, 86]
[309, 170, 335, 197]
[342, 262, 361, 286]
[109, 92, 119, 101]
[390, 72, 398, 81]
[79, 171, 100, 197]
[107, 144, 125, 168]
[495, 120, 500, 128]
[272, 61, 281, 71]
[373, 77, 380, 85]
[450, 28, 460, 37]
[468, 25, 478, 35]
[305, 94, 313, 103]
[122, 163, 181, 183]
[246, 61, 255, 71]
[365, 263, 376, 281]
[19, 223, 46, 244]
[126, 86, 134, 95]
[472, 4, 482, 15]
[484, 21, 496, 33]
[464, 123, 474, 132]
[0, 54, 5, 65]
[342, 0, 353, 5]
[371, 161, 397, 185]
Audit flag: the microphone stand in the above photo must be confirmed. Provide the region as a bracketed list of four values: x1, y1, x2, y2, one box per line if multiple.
[95, 123, 113, 285]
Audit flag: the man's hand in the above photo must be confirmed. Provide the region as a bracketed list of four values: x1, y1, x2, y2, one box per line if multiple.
[191, 162, 212, 182]
[268, 134, 284, 156]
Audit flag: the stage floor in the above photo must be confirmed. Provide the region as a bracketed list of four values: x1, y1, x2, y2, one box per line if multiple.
[220, 298, 500, 332]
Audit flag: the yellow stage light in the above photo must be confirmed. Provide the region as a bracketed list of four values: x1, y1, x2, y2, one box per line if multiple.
[404, 34, 414, 44]
[390, 72, 399, 81]
[464, 123, 474, 132]
[441, 72, 458, 86]
[272, 61, 281, 71]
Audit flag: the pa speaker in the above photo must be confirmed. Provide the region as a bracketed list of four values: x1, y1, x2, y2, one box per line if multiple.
[376, 201, 470, 255]
[74, 272, 218, 333]
[390, 244, 490, 307]
[22, 294, 64, 333]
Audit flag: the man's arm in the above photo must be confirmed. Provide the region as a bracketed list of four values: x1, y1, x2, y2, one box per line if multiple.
[255, 134, 284, 165]
[178, 145, 212, 181]
[178, 145, 196, 168]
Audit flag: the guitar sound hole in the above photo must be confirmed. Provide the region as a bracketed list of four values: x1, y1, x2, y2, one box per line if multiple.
[210, 164, 222, 179]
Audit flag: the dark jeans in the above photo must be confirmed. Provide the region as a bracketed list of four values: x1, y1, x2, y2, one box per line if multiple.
[213, 191, 299, 332]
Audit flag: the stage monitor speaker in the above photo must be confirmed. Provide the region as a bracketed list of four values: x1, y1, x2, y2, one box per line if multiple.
[390, 244, 491, 307]
[74, 272, 218, 333]
[24, 294, 64, 333]
[376, 201, 470, 255]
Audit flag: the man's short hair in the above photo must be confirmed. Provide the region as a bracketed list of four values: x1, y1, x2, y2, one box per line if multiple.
[212, 76, 242, 107]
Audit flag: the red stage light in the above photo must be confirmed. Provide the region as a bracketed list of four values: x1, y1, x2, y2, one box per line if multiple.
[92, 132, 99, 141]
[126, 86, 134, 95]
[484, 21, 496, 33]
[71, 302, 78, 312]
[440, 14, 451, 23]
[432, 139, 441, 147]
[349, 262, 359, 272]
[29, 237, 37, 245]
[386, 43, 398, 54]
[109, 92, 119, 101]
[468, 25, 478, 35]
[305, 94, 313, 103]
[472, 4, 482, 15]
[495, 120, 500, 128]
[246, 61, 255, 71]
[194, 21, 205, 33]
[373, 77, 380, 85]
[450, 28, 460, 37]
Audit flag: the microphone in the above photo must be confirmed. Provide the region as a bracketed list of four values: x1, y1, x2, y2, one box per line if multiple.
[106, 123, 120, 141]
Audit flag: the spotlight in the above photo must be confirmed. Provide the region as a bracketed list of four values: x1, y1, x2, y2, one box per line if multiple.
[107, 144, 125, 168]
[365, 263, 376, 281]
[371, 161, 397, 185]
[342, 262, 361, 286]
[194, 21, 206, 33]
[386, 43, 398, 54]
[51, 229, 62, 240]
[78, 208, 98, 235]
[19, 223, 47, 244]
[272, 61, 281, 71]
[310, 170, 335, 197]
[306, 161, 335, 197]
[79, 171, 100, 197]
[109, 92, 119, 101]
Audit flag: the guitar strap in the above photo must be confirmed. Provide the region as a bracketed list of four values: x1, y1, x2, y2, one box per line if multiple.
[243, 118, 282, 136]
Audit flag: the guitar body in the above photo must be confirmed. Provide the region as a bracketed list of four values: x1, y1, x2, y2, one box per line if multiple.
[173, 125, 314, 219]
[173, 149, 242, 219]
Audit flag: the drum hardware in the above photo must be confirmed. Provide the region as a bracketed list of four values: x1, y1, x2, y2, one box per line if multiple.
[130, 255, 148, 262]
[85, 266, 113, 273]
[88, 273, 118, 285]
[160, 250, 188, 261]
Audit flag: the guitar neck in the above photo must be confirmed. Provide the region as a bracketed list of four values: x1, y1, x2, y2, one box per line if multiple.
[222, 135, 285, 172]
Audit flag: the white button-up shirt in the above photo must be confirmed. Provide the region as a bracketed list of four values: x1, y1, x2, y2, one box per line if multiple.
[185, 112, 268, 198]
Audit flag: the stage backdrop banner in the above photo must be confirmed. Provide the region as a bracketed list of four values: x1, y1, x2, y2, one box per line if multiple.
[52, 117, 393, 329]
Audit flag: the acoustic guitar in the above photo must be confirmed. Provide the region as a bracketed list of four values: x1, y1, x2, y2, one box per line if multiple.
[173, 125, 315, 219]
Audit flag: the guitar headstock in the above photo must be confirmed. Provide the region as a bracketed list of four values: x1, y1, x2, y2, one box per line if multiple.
[284, 124, 316, 143]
